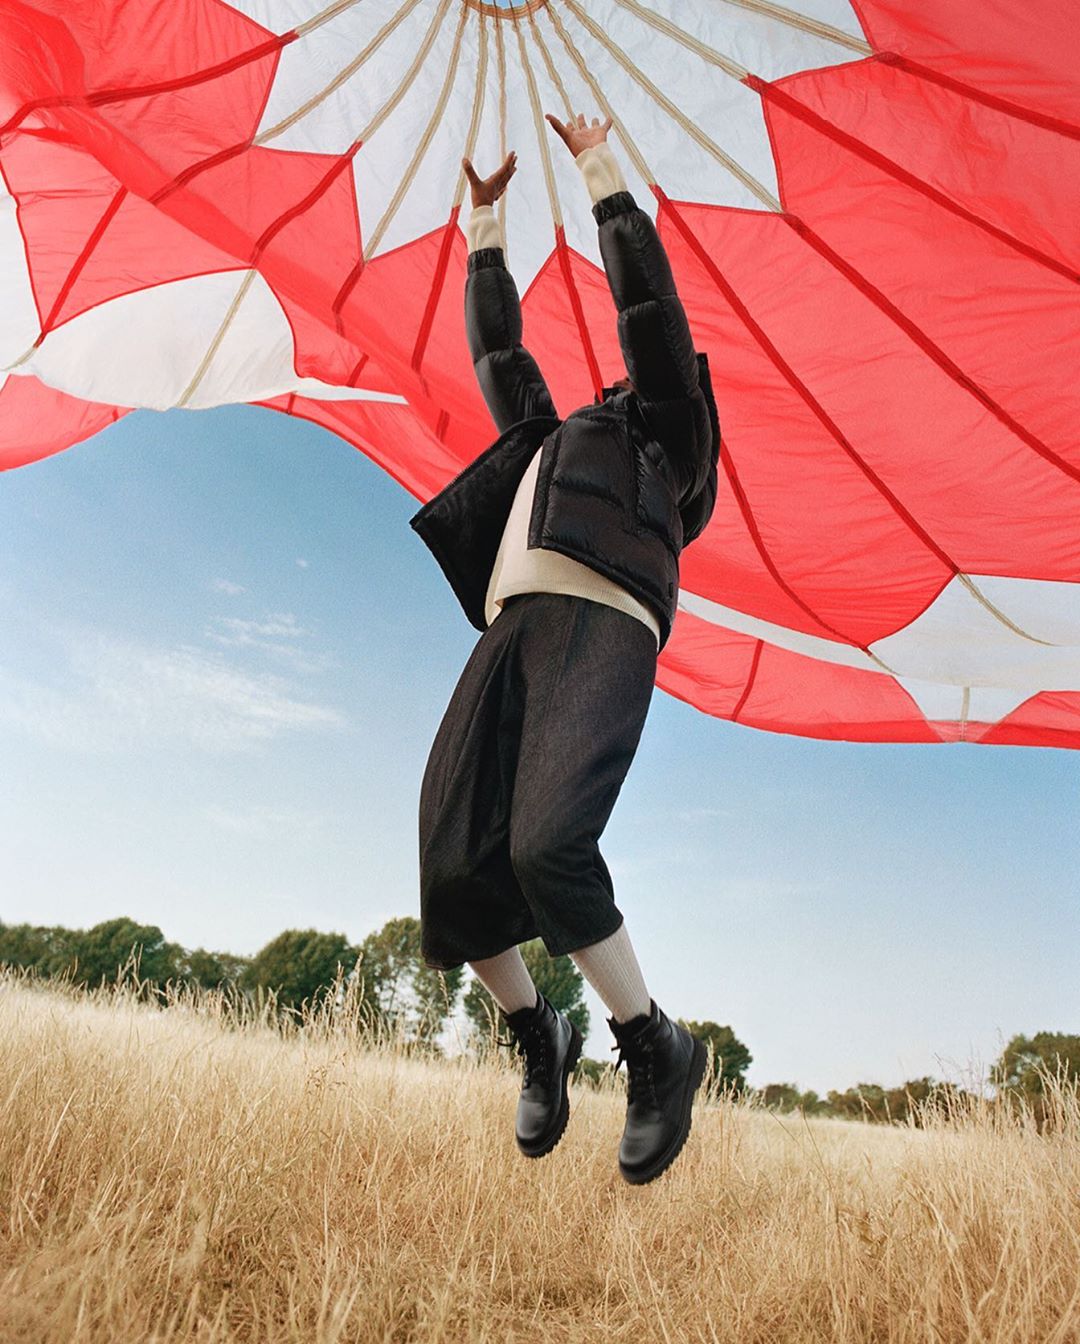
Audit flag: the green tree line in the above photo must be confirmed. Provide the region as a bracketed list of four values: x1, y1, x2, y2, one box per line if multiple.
[1, 916, 1074, 1124]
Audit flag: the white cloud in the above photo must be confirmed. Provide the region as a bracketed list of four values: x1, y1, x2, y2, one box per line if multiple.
[211, 578, 247, 595]
[0, 623, 346, 753]
[204, 610, 338, 673]
[296, 558, 309, 568]
[210, 611, 306, 641]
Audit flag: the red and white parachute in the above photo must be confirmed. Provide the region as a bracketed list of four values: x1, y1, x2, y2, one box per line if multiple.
[2, 0, 1079, 745]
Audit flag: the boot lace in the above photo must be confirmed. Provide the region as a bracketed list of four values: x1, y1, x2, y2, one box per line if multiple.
[611, 1038, 656, 1106]
[496, 1025, 548, 1088]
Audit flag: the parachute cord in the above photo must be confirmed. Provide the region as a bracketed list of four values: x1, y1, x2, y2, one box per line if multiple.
[540, 2, 655, 191]
[364, 0, 470, 260]
[177, 269, 257, 408]
[959, 686, 971, 741]
[253, 0, 428, 146]
[183, 0, 453, 401]
[453, 8, 491, 214]
[510, 2, 604, 401]
[612, 0, 869, 62]
[293, 0, 370, 40]
[524, 9, 576, 123]
[509, 9, 562, 231]
[956, 575, 1057, 648]
[551, 0, 781, 212]
[494, 16, 509, 258]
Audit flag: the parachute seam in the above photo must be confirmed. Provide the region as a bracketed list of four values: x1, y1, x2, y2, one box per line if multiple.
[543, 2, 656, 189]
[525, 8, 577, 122]
[177, 267, 257, 408]
[505, 6, 602, 400]
[779, 215, 1080, 490]
[253, 0, 428, 146]
[879, 54, 1080, 142]
[406, 3, 491, 377]
[181, 0, 451, 401]
[2, 185, 129, 370]
[717, 431, 885, 656]
[411, 207, 463, 386]
[366, 0, 469, 262]
[454, 6, 492, 214]
[731, 639, 764, 722]
[750, 74, 1080, 286]
[605, 0, 748, 80]
[494, 12, 509, 258]
[954, 574, 1056, 648]
[671, 0, 870, 56]
[509, 7, 562, 229]
[558, 0, 781, 212]
[330, 0, 459, 325]
[658, 190, 1065, 653]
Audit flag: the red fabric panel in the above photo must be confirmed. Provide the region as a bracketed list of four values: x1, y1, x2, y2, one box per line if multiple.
[657, 607, 940, 742]
[854, 0, 1080, 124]
[2, 133, 239, 332]
[258, 394, 462, 503]
[659, 201, 953, 646]
[759, 63, 1080, 582]
[976, 692, 1080, 749]
[0, 373, 127, 469]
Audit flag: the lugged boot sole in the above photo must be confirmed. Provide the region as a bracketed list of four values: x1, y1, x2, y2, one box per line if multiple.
[517, 1021, 584, 1159]
[619, 1035, 709, 1185]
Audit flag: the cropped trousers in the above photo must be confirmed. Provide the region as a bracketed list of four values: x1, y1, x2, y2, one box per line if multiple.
[418, 592, 658, 971]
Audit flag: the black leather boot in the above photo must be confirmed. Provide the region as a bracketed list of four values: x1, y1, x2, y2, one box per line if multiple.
[608, 999, 708, 1184]
[499, 991, 583, 1158]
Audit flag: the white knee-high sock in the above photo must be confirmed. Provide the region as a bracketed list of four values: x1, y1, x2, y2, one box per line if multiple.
[468, 946, 539, 1015]
[569, 921, 652, 1024]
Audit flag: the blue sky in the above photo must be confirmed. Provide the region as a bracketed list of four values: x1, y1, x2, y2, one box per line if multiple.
[2, 403, 1077, 1094]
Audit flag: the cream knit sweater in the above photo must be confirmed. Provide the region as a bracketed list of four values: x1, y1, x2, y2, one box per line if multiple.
[465, 143, 661, 651]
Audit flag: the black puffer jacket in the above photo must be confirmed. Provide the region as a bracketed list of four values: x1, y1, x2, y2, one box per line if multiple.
[409, 187, 720, 651]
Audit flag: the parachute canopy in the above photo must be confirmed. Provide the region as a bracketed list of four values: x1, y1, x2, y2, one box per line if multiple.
[2, 0, 1079, 746]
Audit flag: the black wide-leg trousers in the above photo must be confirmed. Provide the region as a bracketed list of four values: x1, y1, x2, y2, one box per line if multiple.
[418, 592, 659, 972]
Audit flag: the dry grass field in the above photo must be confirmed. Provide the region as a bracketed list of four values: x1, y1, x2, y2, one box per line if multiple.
[2, 967, 1078, 1344]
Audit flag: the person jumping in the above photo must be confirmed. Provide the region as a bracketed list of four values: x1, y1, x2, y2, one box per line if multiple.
[409, 111, 720, 1185]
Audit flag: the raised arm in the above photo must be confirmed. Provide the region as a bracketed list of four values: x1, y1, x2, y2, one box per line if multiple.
[592, 164, 715, 510]
[462, 151, 558, 435]
[547, 114, 717, 523]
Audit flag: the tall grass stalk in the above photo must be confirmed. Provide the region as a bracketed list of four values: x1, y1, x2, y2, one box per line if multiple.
[2, 964, 1077, 1342]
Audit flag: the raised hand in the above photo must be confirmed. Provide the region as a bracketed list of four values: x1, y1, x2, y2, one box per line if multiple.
[545, 110, 613, 157]
[462, 150, 517, 209]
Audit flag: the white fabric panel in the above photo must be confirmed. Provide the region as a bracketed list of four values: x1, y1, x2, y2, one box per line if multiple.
[678, 588, 878, 670]
[893, 680, 1033, 727]
[972, 573, 1080, 646]
[871, 575, 1080, 690]
[290, 379, 405, 403]
[644, 0, 866, 63]
[21, 269, 402, 410]
[683, 574, 1080, 723]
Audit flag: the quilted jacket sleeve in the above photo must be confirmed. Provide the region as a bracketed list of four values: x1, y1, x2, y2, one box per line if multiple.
[464, 208, 558, 435]
[592, 183, 715, 519]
